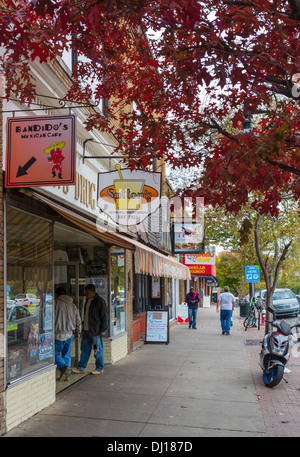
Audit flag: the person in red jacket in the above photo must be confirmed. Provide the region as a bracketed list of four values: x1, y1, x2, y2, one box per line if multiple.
[185, 287, 200, 329]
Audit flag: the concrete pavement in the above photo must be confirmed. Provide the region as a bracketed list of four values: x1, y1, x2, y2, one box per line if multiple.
[4, 306, 267, 437]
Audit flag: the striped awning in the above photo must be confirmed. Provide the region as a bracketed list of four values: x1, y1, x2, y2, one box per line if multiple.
[134, 244, 190, 280]
[26, 190, 190, 280]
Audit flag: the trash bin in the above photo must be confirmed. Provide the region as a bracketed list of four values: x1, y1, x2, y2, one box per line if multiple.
[239, 302, 250, 317]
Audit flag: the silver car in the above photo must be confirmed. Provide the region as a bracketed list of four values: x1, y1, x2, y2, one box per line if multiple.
[261, 288, 300, 317]
[14, 293, 40, 308]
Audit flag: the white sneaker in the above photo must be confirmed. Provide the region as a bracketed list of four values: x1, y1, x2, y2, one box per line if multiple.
[91, 369, 103, 375]
[71, 367, 87, 374]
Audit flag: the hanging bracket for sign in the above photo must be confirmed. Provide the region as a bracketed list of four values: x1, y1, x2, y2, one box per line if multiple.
[82, 138, 126, 164]
[82, 138, 159, 164]
[1, 94, 99, 114]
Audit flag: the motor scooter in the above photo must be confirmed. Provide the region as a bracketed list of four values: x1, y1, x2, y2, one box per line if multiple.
[259, 306, 300, 388]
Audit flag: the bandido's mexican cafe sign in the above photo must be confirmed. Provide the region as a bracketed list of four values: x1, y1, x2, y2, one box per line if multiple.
[5, 114, 76, 188]
[97, 165, 161, 227]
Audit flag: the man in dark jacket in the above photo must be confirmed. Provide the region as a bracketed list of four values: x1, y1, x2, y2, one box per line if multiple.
[72, 283, 108, 375]
[185, 287, 200, 329]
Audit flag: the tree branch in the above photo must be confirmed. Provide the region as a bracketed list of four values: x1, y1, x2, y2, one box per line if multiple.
[266, 158, 300, 176]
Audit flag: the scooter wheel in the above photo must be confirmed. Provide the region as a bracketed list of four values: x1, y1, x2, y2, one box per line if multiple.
[263, 364, 284, 388]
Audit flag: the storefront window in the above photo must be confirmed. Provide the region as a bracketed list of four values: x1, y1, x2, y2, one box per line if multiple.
[6, 206, 53, 383]
[110, 248, 126, 336]
[133, 274, 149, 313]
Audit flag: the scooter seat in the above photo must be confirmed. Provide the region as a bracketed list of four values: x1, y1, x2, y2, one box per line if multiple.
[276, 320, 293, 336]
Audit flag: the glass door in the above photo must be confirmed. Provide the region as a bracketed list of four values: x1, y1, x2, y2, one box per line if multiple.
[54, 261, 80, 365]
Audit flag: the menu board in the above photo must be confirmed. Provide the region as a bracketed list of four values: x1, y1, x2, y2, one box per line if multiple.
[145, 309, 169, 344]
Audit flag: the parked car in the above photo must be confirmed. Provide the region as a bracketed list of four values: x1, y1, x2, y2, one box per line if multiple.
[261, 288, 300, 317]
[7, 304, 36, 344]
[14, 293, 40, 308]
[6, 298, 15, 308]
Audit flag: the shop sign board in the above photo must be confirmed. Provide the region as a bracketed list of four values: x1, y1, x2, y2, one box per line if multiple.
[184, 253, 216, 265]
[173, 223, 204, 253]
[97, 165, 161, 227]
[183, 254, 216, 276]
[145, 309, 169, 344]
[5, 114, 76, 188]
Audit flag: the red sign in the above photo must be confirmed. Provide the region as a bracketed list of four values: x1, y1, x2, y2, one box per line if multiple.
[183, 255, 216, 276]
[186, 264, 215, 275]
[5, 114, 76, 188]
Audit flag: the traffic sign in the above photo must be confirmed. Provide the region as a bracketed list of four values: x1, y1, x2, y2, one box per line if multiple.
[5, 114, 76, 188]
[245, 265, 260, 283]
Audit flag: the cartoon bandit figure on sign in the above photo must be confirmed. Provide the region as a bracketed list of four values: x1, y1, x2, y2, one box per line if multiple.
[44, 141, 65, 178]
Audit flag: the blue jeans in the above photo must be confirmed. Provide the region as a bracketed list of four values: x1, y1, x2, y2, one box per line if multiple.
[220, 309, 232, 335]
[78, 331, 104, 372]
[55, 336, 73, 370]
[188, 308, 198, 328]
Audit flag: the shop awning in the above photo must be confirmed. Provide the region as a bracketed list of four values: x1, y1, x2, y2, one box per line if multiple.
[205, 276, 219, 287]
[26, 190, 135, 250]
[134, 243, 190, 280]
[26, 190, 190, 280]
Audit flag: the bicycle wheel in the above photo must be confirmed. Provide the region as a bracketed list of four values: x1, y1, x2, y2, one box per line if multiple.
[243, 315, 250, 330]
[243, 313, 256, 330]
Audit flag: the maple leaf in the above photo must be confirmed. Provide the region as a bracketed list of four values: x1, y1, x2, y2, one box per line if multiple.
[1, 0, 300, 215]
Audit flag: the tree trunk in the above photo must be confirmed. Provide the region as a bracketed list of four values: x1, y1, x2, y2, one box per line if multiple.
[254, 214, 292, 335]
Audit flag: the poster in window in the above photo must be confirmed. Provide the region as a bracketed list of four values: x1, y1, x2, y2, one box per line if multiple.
[42, 293, 53, 331]
[7, 350, 23, 381]
[27, 323, 39, 364]
[39, 332, 53, 361]
[151, 276, 160, 298]
[87, 276, 108, 302]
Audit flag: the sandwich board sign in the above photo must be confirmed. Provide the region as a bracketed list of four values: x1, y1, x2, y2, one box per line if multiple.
[177, 302, 189, 323]
[145, 309, 169, 344]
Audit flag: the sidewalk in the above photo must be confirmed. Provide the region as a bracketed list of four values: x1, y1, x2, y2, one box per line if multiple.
[4, 306, 268, 437]
[239, 315, 300, 437]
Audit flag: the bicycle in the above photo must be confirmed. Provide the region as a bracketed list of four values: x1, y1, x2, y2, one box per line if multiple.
[243, 303, 258, 330]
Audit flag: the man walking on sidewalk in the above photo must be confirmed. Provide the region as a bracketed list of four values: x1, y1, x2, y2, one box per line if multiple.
[217, 286, 235, 335]
[72, 283, 108, 375]
[185, 286, 200, 329]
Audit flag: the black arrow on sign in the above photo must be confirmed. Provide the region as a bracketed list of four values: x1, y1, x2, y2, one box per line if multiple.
[16, 157, 37, 177]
